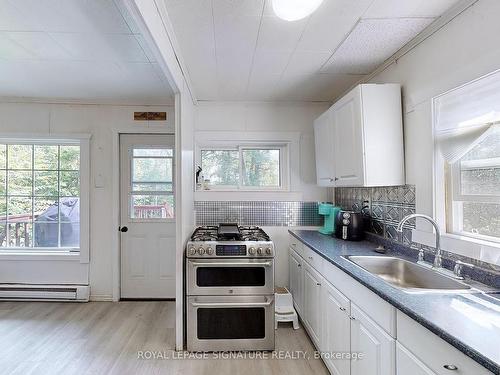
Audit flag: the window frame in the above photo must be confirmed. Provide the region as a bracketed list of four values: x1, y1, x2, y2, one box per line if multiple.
[197, 143, 290, 192]
[0, 136, 90, 258]
[445, 149, 500, 243]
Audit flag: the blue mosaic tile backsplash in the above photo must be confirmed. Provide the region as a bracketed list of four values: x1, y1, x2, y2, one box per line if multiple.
[194, 201, 322, 227]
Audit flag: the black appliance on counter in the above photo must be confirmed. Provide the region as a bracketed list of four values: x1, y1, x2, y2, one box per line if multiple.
[335, 210, 364, 241]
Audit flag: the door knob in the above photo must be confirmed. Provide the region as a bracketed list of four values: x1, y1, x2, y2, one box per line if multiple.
[119, 226, 128, 233]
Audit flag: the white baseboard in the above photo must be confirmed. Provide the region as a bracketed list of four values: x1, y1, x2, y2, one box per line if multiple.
[89, 294, 114, 301]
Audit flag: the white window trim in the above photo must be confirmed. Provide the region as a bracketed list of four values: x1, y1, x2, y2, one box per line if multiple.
[195, 132, 297, 193]
[0, 134, 90, 263]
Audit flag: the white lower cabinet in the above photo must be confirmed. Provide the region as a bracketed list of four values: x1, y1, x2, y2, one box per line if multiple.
[303, 263, 323, 347]
[350, 304, 395, 375]
[322, 281, 351, 375]
[287, 238, 492, 375]
[396, 343, 436, 375]
[289, 248, 304, 315]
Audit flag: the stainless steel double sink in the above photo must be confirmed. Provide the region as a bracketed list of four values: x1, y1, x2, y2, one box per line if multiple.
[344, 255, 472, 293]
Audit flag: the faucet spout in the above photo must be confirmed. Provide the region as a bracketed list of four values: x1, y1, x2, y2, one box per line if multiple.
[397, 214, 442, 268]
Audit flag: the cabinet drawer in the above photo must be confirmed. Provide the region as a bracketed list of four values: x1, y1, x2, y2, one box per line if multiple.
[397, 312, 493, 375]
[289, 236, 304, 257]
[303, 245, 325, 274]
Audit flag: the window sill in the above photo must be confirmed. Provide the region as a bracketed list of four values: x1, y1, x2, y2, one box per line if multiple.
[411, 229, 500, 265]
[0, 250, 81, 261]
[194, 190, 303, 201]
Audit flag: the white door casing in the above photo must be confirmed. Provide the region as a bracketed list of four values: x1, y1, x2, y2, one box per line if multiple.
[120, 134, 176, 298]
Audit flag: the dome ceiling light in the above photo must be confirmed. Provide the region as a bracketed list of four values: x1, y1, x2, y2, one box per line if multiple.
[272, 0, 324, 21]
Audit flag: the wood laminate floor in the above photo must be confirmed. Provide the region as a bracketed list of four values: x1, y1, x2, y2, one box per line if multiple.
[0, 301, 328, 375]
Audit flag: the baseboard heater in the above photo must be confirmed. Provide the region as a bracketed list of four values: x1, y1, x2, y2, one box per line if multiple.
[0, 284, 90, 302]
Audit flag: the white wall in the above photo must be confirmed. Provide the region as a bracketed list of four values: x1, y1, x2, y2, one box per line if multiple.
[194, 101, 329, 286]
[367, 0, 500, 263]
[0, 101, 174, 298]
[195, 101, 330, 202]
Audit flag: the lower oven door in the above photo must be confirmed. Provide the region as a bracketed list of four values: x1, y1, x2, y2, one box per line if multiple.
[187, 295, 275, 352]
[187, 258, 274, 295]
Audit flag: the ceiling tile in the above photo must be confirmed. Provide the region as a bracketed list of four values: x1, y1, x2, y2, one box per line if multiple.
[256, 16, 308, 53]
[295, 0, 373, 53]
[251, 51, 291, 76]
[321, 18, 435, 75]
[276, 73, 364, 101]
[363, 0, 460, 18]
[284, 51, 331, 76]
[6, 0, 130, 33]
[212, 0, 264, 17]
[0, 33, 35, 59]
[214, 15, 261, 54]
[5, 32, 71, 60]
[49, 33, 149, 62]
[246, 72, 281, 101]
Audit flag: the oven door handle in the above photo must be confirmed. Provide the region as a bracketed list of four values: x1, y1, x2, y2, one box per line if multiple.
[190, 298, 273, 308]
[189, 261, 273, 267]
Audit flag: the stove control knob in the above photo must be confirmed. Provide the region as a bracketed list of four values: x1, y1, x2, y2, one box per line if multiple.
[257, 247, 263, 255]
[197, 247, 205, 255]
[248, 247, 256, 255]
[206, 246, 213, 255]
[266, 247, 272, 255]
[189, 247, 196, 255]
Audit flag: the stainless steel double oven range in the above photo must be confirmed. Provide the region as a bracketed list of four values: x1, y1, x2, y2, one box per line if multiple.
[186, 224, 275, 352]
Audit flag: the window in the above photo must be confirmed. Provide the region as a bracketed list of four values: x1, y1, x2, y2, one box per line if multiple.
[448, 125, 500, 240]
[130, 147, 174, 219]
[0, 141, 82, 249]
[199, 145, 287, 190]
[435, 69, 500, 243]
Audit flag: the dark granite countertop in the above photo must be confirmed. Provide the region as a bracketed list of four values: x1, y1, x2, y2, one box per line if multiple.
[289, 230, 500, 374]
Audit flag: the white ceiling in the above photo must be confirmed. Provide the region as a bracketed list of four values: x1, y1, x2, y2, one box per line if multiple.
[164, 0, 461, 102]
[0, 0, 174, 104]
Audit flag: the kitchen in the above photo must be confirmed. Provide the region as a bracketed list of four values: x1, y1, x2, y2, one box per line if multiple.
[0, 0, 499, 374]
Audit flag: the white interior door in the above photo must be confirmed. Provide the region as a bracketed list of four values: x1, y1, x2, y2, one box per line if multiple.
[120, 134, 176, 299]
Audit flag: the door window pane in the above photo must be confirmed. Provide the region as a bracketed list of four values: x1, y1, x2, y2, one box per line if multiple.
[133, 148, 173, 157]
[201, 150, 239, 186]
[242, 149, 280, 187]
[60, 171, 79, 196]
[133, 158, 172, 182]
[131, 195, 174, 219]
[0, 170, 5, 195]
[132, 183, 173, 192]
[0, 145, 5, 169]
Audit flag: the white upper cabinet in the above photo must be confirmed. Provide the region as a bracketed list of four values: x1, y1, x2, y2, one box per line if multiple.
[314, 84, 405, 187]
[314, 108, 336, 186]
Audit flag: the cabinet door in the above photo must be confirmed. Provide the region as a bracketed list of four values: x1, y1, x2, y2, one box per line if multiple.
[333, 88, 364, 186]
[351, 304, 395, 375]
[322, 281, 351, 375]
[314, 109, 336, 186]
[289, 249, 303, 315]
[396, 343, 436, 375]
[303, 263, 323, 347]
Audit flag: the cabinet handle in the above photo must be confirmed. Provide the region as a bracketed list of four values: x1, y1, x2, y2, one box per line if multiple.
[316, 282, 321, 286]
[339, 307, 346, 311]
[308, 256, 313, 260]
[443, 365, 458, 371]
[291, 243, 297, 247]
[334, 177, 339, 181]
[349, 316, 356, 320]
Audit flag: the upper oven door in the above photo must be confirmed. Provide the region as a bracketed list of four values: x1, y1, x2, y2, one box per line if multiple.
[187, 258, 274, 296]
